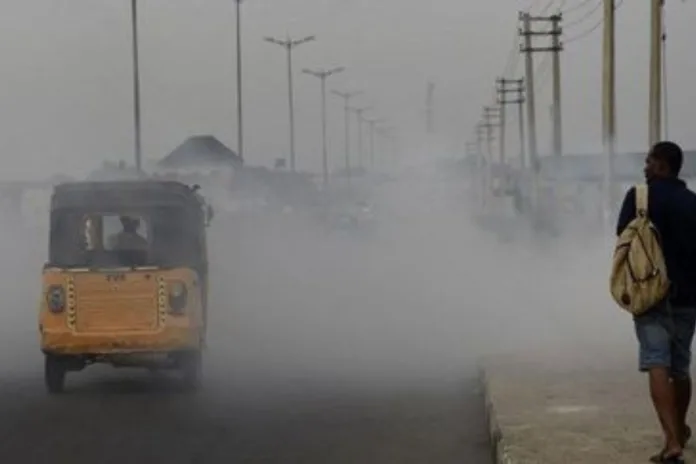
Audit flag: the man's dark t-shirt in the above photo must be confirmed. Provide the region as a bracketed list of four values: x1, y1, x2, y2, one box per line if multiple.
[616, 178, 696, 307]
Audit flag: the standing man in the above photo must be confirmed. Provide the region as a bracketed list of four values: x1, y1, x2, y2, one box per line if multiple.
[617, 141, 696, 463]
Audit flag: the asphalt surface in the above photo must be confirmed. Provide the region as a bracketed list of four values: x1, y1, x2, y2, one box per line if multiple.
[0, 358, 489, 464]
[0, 186, 492, 464]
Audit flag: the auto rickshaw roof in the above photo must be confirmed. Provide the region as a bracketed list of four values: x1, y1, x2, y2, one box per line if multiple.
[51, 180, 203, 211]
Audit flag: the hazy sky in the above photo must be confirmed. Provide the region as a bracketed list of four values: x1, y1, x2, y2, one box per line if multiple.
[1, 0, 694, 179]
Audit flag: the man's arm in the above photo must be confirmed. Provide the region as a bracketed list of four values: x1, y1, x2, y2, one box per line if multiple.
[683, 192, 696, 261]
[616, 187, 636, 236]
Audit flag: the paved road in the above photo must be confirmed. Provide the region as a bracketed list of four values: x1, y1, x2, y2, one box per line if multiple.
[0, 357, 489, 463]
[0, 205, 491, 463]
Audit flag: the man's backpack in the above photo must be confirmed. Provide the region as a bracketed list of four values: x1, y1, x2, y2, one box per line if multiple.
[610, 184, 670, 315]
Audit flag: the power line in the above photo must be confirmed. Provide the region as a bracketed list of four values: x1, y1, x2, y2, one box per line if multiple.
[562, 0, 598, 15]
[565, 18, 603, 43]
[539, 0, 557, 13]
[565, 19, 604, 44]
[538, 0, 568, 14]
[525, 0, 566, 14]
[565, 0, 624, 44]
[564, 0, 602, 29]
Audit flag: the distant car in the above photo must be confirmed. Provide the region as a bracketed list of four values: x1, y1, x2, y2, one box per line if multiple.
[329, 201, 376, 237]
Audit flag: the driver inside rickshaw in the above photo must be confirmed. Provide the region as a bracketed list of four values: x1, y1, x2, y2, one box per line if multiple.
[107, 215, 149, 252]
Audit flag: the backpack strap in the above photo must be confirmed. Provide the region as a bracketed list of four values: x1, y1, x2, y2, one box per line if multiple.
[635, 184, 649, 217]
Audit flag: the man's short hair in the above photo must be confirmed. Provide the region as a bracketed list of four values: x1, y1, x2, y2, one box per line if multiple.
[650, 141, 684, 175]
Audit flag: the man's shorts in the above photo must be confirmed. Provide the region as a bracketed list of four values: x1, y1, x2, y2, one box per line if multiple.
[634, 303, 696, 379]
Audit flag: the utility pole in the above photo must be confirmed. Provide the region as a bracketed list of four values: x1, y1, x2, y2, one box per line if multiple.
[465, 140, 478, 170]
[264, 35, 315, 172]
[303, 67, 345, 187]
[466, 139, 481, 208]
[426, 81, 435, 134]
[519, 12, 538, 171]
[548, 104, 555, 154]
[235, 0, 244, 163]
[520, 12, 563, 158]
[130, 0, 142, 171]
[497, 78, 526, 169]
[465, 141, 478, 159]
[481, 106, 500, 199]
[496, 78, 508, 167]
[649, 0, 664, 147]
[603, 0, 617, 225]
[520, 11, 563, 227]
[516, 81, 527, 169]
[551, 14, 563, 157]
[476, 123, 488, 208]
[332, 90, 363, 178]
[482, 106, 500, 161]
[350, 105, 372, 170]
[475, 124, 486, 165]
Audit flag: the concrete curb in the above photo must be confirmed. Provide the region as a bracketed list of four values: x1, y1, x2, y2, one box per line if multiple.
[480, 365, 515, 464]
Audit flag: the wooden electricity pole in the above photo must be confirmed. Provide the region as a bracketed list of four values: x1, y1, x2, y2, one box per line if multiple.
[649, 0, 664, 147]
[520, 12, 563, 159]
[497, 78, 526, 168]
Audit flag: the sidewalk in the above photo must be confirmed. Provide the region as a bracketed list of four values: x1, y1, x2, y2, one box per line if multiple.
[482, 348, 696, 463]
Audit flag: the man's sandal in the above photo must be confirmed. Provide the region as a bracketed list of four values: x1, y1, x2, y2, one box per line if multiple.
[649, 450, 685, 463]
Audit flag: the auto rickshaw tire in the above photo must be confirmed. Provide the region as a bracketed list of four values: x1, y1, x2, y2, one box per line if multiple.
[44, 355, 66, 394]
[180, 351, 202, 392]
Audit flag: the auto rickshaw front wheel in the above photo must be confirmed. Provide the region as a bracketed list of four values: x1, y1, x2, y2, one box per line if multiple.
[44, 354, 66, 394]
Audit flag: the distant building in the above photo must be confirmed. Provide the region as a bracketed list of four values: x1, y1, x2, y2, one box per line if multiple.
[158, 135, 243, 173]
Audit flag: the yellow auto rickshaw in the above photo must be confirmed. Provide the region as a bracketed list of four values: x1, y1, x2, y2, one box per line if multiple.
[38, 180, 211, 393]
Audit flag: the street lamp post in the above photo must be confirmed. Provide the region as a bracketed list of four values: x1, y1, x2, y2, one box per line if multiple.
[365, 118, 386, 170]
[235, 0, 244, 163]
[303, 67, 345, 187]
[130, 0, 142, 171]
[332, 90, 362, 179]
[349, 106, 371, 171]
[265, 35, 315, 172]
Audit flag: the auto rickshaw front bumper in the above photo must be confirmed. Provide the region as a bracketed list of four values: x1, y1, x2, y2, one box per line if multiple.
[39, 326, 202, 355]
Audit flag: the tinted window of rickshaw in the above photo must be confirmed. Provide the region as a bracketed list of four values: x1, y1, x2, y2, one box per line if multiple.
[49, 206, 202, 268]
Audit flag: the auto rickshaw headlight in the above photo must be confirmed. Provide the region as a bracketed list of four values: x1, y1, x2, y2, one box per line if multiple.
[168, 281, 188, 315]
[46, 285, 65, 314]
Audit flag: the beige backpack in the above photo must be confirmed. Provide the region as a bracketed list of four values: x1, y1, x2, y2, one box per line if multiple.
[610, 184, 670, 315]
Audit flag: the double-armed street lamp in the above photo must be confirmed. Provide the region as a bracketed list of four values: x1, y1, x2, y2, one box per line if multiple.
[332, 90, 363, 178]
[303, 67, 345, 186]
[265, 35, 315, 171]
